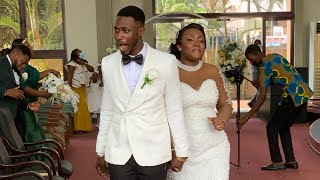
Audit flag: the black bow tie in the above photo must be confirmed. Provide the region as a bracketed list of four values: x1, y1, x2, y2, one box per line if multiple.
[122, 54, 143, 65]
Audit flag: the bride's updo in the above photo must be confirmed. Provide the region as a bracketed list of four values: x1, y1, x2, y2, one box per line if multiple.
[169, 23, 206, 61]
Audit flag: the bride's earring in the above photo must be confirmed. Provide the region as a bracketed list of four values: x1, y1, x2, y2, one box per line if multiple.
[178, 47, 182, 51]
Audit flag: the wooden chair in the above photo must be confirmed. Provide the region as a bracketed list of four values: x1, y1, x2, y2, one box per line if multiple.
[37, 103, 71, 150]
[0, 171, 45, 180]
[0, 138, 63, 180]
[0, 107, 73, 178]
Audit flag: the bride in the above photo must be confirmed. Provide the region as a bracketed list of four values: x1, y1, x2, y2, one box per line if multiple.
[167, 23, 233, 180]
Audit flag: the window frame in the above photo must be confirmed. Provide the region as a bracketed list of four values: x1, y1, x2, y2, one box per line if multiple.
[152, 0, 295, 65]
[18, 0, 67, 75]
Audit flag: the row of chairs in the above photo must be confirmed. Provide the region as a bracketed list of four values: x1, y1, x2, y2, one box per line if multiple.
[0, 102, 74, 179]
[36, 102, 74, 155]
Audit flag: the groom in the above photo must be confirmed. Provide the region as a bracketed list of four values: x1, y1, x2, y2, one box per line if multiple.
[0, 45, 40, 118]
[95, 6, 189, 180]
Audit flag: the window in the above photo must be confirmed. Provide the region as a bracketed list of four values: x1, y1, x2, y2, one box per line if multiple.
[153, 0, 294, 102]
[0, 0, 20, 48]
[25, 0, 64, 50]
[155, 0, 292, 14]
[29, 59, 64, 77]
[0, 0, 66, 77]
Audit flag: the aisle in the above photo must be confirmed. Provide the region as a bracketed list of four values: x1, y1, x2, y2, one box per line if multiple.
[67, 129, 105, 180]
[66, 119, 320, 180]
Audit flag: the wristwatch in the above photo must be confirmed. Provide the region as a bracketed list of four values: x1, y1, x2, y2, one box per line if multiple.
[176, 157, 188, 163]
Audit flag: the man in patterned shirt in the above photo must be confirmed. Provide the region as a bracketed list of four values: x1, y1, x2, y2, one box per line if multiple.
[238, 45, 314, 171]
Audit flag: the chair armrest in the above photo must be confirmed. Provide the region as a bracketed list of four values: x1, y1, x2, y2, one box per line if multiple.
[0, 171, 45, 180]
[17, 147, 63, 177]
[0, 161, 53, 180]
[24, 139, 65, 159]
[10, 151, 57, 175]
[4, 143, 63, 177]
[1, 137, 64, 159]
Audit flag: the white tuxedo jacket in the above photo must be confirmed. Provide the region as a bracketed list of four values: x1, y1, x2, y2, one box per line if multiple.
[96, 44, 189, 166]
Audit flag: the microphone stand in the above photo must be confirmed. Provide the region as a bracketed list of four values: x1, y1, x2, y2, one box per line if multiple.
[226, 69, 248, 168]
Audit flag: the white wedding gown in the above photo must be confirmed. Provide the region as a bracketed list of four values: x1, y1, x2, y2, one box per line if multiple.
[167, 79, 230, 180]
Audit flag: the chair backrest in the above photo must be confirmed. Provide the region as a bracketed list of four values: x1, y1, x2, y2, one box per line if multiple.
[0, 107, 25, 151]
[0, 138, 12, 165]
[0, 120, 13, 175]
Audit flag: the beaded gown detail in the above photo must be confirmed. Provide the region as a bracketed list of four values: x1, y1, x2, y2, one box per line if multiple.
[167, 79, 230, 180]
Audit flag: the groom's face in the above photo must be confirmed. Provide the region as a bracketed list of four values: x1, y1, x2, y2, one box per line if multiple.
[11, 50, 30, 69]
[114, 16, 144, 56]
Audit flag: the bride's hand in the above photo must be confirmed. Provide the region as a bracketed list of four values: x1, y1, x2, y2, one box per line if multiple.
[208, 117, 226, 131]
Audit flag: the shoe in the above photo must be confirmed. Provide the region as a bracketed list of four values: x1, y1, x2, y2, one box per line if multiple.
[285, 162, 298, 169]
[261, 163, 286, 170]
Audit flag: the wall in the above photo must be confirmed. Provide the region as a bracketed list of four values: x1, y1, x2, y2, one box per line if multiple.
[100, 0, 154, 60]
[65, 0, 154, 67]
[294, 0, 303, 67]
[95, 0, 112, 62]
[295, 0, 320, 67]
[64, 0, 98, 69]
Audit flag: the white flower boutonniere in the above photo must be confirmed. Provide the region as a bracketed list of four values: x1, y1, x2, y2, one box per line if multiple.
[21, 72, 28, 83]
[141, 69, 158, 89]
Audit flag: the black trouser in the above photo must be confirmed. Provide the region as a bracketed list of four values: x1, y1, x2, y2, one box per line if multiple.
[267, 97, 306, 163]
[108, 156, 169, 180]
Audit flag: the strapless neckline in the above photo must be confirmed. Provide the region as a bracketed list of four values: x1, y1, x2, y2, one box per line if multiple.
[180, 79, 215, 92]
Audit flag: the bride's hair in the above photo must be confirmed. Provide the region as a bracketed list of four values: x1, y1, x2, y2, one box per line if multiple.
[169, 23, 206, 60]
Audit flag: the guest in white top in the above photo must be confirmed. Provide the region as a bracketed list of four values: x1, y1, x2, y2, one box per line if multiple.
[65, 49, 94, 133]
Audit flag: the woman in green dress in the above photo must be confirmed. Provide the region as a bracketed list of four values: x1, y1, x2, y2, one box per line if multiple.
[17, 63, 60, 160]
[19, 65, 48, 144]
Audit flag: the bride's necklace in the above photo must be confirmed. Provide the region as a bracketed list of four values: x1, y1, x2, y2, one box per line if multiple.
[177, 60, 203, 72]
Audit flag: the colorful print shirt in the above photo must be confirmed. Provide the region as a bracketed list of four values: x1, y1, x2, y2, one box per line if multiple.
[259, 53, 314, 107]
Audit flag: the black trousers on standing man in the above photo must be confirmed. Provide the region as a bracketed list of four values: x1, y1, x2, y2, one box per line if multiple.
[267, 96, 306, 163]
[108, 156, 170, 180]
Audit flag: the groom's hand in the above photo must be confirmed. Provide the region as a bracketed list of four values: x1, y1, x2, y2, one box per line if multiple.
[4, 87, 25, 99]
[170, 157, 185, 172]
[96, 156, 109, 178]
[169, 151, 186, 172]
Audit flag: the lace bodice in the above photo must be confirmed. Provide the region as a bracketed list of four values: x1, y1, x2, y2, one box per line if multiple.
[168, 79, 230, 180]
[180, 79, 228, 156]
[180, 79, 218, 110]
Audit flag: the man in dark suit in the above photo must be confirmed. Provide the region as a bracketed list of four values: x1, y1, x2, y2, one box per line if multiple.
[0, 45, 40, 118]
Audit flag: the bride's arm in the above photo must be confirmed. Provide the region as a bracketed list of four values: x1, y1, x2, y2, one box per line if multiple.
[214, 67, 233, 126]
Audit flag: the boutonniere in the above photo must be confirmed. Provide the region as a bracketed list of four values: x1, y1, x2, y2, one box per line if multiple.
[21, 72, 28, 83]
[141, 69, 158, 89]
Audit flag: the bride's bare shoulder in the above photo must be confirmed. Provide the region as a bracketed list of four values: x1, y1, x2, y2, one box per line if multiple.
[202, 63, 220, 75]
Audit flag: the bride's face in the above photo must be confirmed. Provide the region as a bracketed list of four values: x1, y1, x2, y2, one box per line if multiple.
[179, 28, 205, 62]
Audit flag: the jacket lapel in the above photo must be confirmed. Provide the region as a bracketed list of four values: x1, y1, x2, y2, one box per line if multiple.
[2, 56, 16, 85]
[113, 52, 131, 111]
[127, 45, 155, 112]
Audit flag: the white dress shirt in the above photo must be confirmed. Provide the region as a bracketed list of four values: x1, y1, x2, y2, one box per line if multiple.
[6, 55, 20, 85]
[122, 43, 147, 93]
